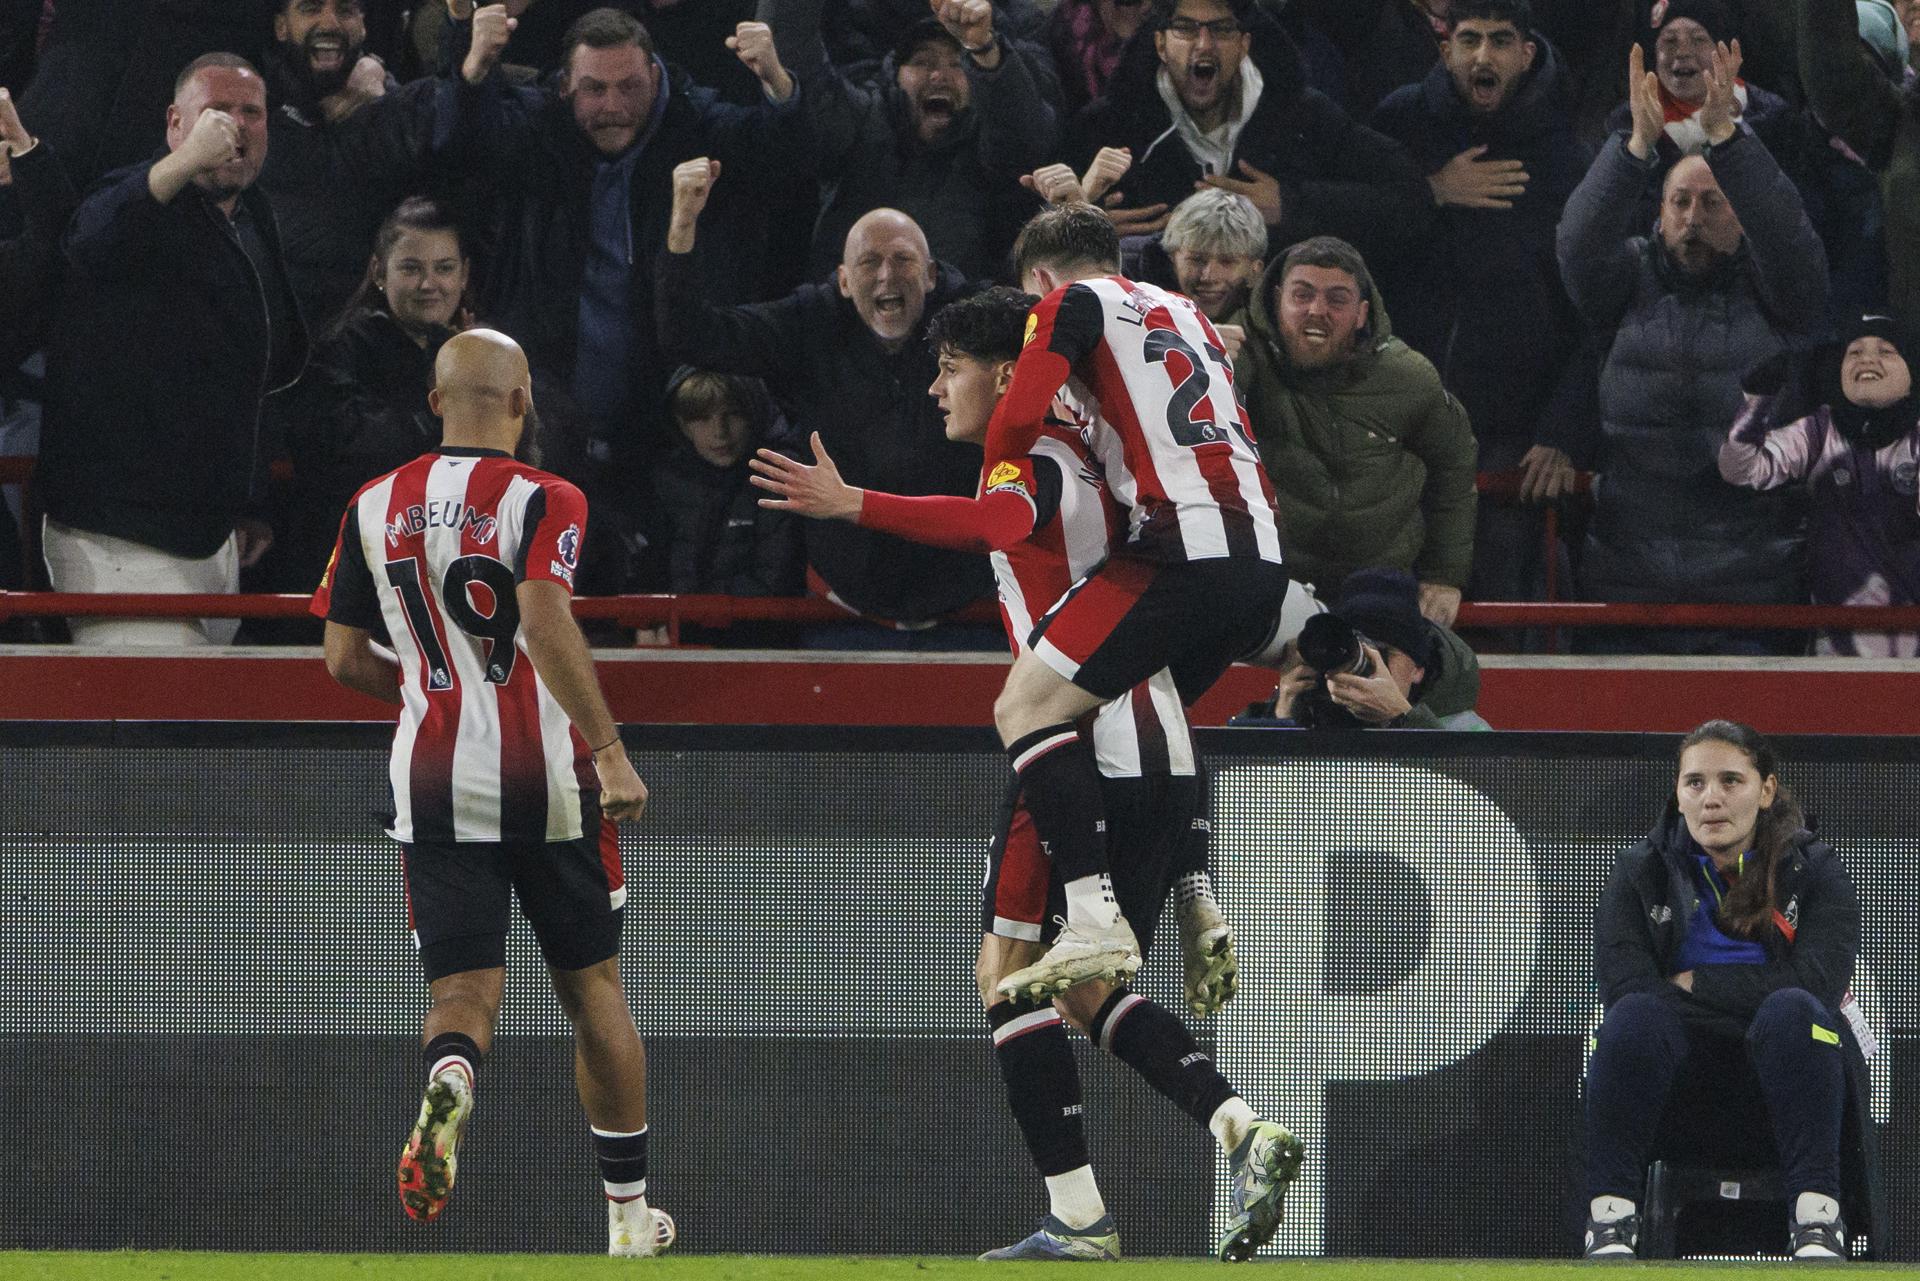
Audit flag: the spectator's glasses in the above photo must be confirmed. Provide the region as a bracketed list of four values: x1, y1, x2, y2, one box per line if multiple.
[1164, 17, 1245, 41]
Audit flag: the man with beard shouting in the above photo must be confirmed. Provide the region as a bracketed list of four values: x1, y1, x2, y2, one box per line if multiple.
[257, 0, 515, 323]
[1555, 39, 1828, 655]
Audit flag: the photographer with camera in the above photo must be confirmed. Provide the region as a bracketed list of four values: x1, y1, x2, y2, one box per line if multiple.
[1236, 568, 1490, 729]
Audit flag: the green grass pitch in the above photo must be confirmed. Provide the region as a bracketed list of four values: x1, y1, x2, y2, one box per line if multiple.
[8, 1256, 1920, 1280]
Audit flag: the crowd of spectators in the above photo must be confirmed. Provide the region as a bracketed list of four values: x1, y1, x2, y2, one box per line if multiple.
[1, 0, 1917, 656]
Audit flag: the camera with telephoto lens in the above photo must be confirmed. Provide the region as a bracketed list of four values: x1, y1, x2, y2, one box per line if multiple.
[1286, 612, 1376, 729]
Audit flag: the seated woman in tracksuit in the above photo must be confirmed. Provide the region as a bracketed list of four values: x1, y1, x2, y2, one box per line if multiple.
[1583, 719, 1859, 1261]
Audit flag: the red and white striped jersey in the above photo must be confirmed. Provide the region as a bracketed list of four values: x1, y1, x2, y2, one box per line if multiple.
[311, 447, 597, 844]
[986, 428, 1196, 779]
[984, 276, 1283, 565]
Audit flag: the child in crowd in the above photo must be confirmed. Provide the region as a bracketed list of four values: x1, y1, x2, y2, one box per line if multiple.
[1721, 314, 1920, 656]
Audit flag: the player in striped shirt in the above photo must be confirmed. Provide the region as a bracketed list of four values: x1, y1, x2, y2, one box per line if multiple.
[977, 203, 1293, 1003]
[752, 290, 1302, 1262]
[311, 330, 673, 1257]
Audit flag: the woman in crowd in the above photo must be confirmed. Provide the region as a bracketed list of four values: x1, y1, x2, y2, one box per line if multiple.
[1721, 314, 1920, 657]
[1583, 721, 1859, 1261]
[268, 195, 469, 597]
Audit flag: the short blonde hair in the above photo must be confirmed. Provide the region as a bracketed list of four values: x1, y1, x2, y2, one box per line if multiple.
[1162, 188, 1267, 260]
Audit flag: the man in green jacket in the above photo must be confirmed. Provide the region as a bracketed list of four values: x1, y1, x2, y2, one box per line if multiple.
[1226, 234, 1477, 627]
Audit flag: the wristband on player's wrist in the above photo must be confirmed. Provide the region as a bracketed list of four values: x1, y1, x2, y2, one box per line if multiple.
[591, 734, 622, 754]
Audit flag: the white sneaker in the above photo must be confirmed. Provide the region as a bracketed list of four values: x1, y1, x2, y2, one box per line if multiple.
[996, 915, 1141, 1003]
[1177, 898, 1238, 1017]
[608, 1198, 676, 1257]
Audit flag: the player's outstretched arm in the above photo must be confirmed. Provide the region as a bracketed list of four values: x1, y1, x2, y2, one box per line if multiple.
[322, 622, 403, 705]
[748, 432, 863, 521]
[516, 579, 648, 821]
[752, 433, 1039, 553]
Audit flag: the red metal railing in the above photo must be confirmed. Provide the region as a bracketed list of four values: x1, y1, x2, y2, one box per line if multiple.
[3, 591, 1920, 634]
[5, 458, 1916, 638]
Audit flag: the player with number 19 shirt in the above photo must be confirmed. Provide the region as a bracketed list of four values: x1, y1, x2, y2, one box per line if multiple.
[314, 451, 602, 848]
[311, 329, 672, 1259]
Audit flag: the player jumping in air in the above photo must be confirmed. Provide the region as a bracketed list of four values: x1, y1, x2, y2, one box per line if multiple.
[984, 203, 1288, 1002]
[752, 289, 1302, 1262]
[312, 329, 673, 1257]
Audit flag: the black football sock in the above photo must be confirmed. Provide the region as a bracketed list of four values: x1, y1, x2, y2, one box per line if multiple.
[989, 999, 1091, 1179]
[591, 1125, 649, 1202]
[423, 1030, 480, 1087]
[1173, 768, 1214, 887]
[1007, 726, 1115, 927]
[1089, 989, 1238, 1130]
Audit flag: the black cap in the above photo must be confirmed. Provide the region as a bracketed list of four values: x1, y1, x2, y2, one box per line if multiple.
[1333, 568, 1436, 669]
[1644, 0, 1738, 45]
[893, 17, 962, 67]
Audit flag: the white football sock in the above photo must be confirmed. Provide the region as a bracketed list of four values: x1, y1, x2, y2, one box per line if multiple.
[1796, 1192, 1840, 1224]
[1045, 1165, 1107, 1230]
[1177, 872, 1218, 911]
[1590, 1195, 1636, 1224]
[1208, 1097, 1257, 1155]
[1063, 874, 1120, 931]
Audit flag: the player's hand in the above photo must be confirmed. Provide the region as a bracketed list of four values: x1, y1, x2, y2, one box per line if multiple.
[667, 157, 720, 252]
[1326, 644, 1413, 724]
[727, 21, 794, 102]
[1021, 162, 1086, 205]
[1417, 582, 1461, 630]
[595, 742, 650, 822]
[1199, 159, 1283, 226]
[463, 4, 518, 85]
[1426, 145, 1529, 210]
[1213, 322, 1246, 361]
[233, 518, 274, 569]
[1625, 42, 1665, 161]
[1672, 970, 1695, 992]
[178, 109, 244, 176]
[1517, 444, 1576, 503]
[749, 432, 864, 521]
[1099, 190, 1170, 237]
[1081, 146, 1132, 204]
[1697, 39, 1743, 147]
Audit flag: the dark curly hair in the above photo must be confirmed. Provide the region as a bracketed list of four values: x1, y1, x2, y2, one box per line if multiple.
[926, 287, 1038, 364]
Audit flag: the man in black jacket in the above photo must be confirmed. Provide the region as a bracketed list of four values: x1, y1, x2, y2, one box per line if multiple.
[0, 86, 76, 373]
[255, 0, 506, 326]
[824, 0, 1061, 104]
[659, 156, 992, 634]
[1068, 0, 1434, 274]
[37, 53, 309, 646]
[1369, 0, 1595, 609]
[459, 8, 807, 518]
[771, 0, 1055, 281]
[0, 85, 73, 599]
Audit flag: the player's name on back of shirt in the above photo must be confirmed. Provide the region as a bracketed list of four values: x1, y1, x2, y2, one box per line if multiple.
[384, 498, 499, 547]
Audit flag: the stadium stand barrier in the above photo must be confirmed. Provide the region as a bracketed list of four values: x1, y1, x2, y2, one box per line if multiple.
[1, 726, 1910, 1260]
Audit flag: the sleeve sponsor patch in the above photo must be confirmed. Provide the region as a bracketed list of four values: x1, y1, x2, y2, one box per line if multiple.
[986, 459, 1033, 500]
[1023, 313, 1038, 346]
